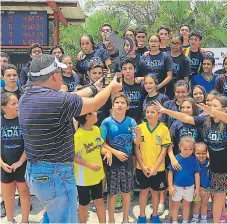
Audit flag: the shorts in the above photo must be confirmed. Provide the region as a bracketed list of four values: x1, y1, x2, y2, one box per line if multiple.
[136, 169, 167, 191]
[210, 172, 227, 193]
[172, 185, 194, 202]
[1, 162, 26, 183]
[77, 180, 103, 206]
[106, 165, 134, 195]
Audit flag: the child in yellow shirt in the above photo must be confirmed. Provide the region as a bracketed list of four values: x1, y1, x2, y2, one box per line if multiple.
[136, 101, 171, 223]
[74, 111, 112, 223]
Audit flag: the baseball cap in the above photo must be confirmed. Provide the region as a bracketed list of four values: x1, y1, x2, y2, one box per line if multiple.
[30, 54, 67, 77]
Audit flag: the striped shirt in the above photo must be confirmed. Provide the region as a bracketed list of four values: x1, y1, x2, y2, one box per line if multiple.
[18, 86, 82, 163]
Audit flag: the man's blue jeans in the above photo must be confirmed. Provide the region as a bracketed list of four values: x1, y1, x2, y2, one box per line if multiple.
[25, 161, 78, 223]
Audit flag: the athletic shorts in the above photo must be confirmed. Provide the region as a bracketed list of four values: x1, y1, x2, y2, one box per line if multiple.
[1, 162, 26, 183]
[210, 172, 227, 193]
[106, 165, 134, 195]
[77, 180, 103, 206]
[172, 185, 194, 202]
[136, 169, 167, 191]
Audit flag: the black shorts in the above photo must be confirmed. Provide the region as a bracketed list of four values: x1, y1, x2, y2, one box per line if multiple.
[106, 164, 134, 195]
[77, 180, 103, 206]
[1, 163, 26, 183]
[136, 169, 167, 191]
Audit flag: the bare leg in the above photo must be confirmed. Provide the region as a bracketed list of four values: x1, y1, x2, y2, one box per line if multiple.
[122, 192, 131, 223]
[192, 201, 201, 216]
[213, 192, 225, 223]
[139, 188, 149, 217]
[94, 198, 106, 223]
[168, 199, 173, 220]
[171, 201, 181, 222]
[159, 189, 167, 205]
[222, 193, 227, 216]
[182, 200, 191, 222]
[2, 182, 16, 222]
[201, 195, 209, 216]
[108, 194, 116, 223]
[17, 182, 30, 223]
[150, 189, 159, 216]
[78, 204, 89, 223]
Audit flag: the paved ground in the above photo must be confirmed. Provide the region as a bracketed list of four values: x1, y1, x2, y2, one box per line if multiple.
[1, 193, 215, 223]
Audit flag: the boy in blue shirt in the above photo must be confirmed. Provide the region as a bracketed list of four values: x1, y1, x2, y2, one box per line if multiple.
[100, 92, 142, 223]
[168, 135, 200, 224]
[191, 55, 217, 93]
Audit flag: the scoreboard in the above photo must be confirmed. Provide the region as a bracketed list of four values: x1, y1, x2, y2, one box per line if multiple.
[1, 10, 48, 46]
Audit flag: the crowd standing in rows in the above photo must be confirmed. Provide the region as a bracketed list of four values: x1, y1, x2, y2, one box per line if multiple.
[1, 23, 227, 224]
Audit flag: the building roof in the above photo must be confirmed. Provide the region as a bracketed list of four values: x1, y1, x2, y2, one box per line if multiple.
[1, 0, 85, 23]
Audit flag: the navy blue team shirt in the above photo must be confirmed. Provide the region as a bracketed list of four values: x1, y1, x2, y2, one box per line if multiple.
[194, 116, 227, 173]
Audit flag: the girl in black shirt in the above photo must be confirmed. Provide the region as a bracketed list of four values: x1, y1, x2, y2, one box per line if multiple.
[1, 93, 30, 223]
[142, 34, 173, 95]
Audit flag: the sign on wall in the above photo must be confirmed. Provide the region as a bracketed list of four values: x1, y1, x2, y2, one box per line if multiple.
[1, 10, 49, 46]
[204, 48, 227, 72]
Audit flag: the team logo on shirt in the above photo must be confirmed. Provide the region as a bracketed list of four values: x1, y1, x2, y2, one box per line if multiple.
[156, 135, 161, 145]
[84, 138, 103, 154]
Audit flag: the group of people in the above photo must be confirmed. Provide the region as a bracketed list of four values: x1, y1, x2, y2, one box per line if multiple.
[1, 22, 227, 224]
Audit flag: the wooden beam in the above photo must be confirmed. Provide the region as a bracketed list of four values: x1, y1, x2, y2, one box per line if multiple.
[53, 12, 59, 45]
[1, 2, 77, 7]
[46, 0, 68, 27]
[48, 15, 85, 23]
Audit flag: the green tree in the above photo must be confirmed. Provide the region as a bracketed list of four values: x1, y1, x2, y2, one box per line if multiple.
[59, 0, 227, 58]
[153, 1, 227, 47]
[59, 9, 130, 60]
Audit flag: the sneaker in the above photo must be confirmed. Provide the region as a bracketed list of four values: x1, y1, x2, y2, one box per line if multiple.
[6, 220, 16, 224]
[191, 217, 199, 223]
[157, 204, 165, 216]
[200, 219, 207, 224]
[1, 201, 6, 218]
[115, 194, 122, 209]
[220, 214, 227, 223]
[137, 216, 147, 223]
[150, 215, 163, 223]
[164, 215, 171, 224]
[91, 206, 97, 212]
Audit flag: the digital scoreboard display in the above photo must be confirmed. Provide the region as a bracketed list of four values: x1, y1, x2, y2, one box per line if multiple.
[1, 10, 48, 46]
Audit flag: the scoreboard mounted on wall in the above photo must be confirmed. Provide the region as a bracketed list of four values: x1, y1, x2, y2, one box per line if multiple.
[1, 10, 49, 46]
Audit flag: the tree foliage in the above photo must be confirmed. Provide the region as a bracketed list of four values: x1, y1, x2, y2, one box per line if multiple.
[59, 0, 227, 58]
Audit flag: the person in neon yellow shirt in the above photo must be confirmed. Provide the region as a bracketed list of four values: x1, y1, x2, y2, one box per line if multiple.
[136, 101, 172, 223]
[74, 111, 112, 223]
